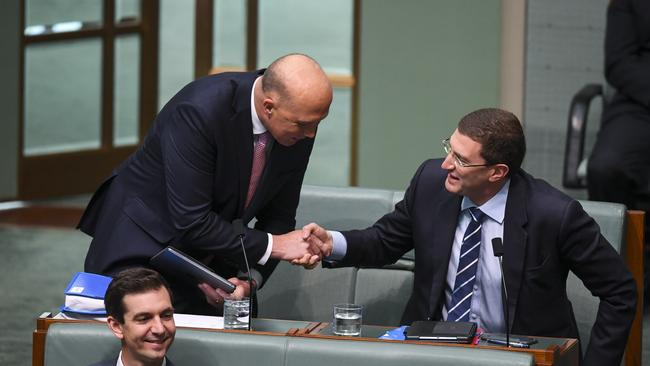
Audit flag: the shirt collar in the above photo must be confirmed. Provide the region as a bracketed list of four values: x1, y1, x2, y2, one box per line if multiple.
[117, 350, 167, 366]
[250, 77, 267, 135]
[461, 179, 510, 224]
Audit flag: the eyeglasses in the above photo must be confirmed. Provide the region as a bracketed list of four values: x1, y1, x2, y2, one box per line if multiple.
[442, 138, 491, 168]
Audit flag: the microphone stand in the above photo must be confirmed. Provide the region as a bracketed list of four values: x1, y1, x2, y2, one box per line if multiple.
[233, 219, 253, 331]
[491, 238, 509, 348]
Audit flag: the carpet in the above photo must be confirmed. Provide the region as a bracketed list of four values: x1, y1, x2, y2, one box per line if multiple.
[0, 225, 90, 366]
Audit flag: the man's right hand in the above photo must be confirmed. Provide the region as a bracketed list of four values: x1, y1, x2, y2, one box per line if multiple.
[271, 230, 322, 266]
[290, 223, 333, 269]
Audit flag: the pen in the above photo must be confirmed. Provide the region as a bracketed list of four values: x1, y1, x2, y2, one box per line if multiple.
[485, 339, 530, 348]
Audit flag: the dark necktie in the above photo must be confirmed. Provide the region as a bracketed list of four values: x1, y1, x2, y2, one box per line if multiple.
[447, 207, 485, 322]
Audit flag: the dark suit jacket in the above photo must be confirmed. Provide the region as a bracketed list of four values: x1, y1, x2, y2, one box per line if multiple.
[89, 356, 175, 366]
[603, 0, 650, 121]
[330, 159, 636, 366]
[79, 70, 313, 292]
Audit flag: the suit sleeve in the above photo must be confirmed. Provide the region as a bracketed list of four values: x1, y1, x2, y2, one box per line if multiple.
[605, 0, 650, 107]
[160, 103, 268, 265]
[558, 200, 637, 366]
[331, 162, 429, 267]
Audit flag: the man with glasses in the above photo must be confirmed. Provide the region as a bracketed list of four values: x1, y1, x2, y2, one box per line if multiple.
[301, 108, 636, 366]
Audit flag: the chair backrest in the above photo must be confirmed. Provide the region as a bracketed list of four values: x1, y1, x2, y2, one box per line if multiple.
[259, 184, 413, 324]
[295, 184, 395, 230]
[257, 264, 357, 322]
[44, 323, 118, 366]
[354, 268, 413, 326]
[44, 322, 535, 366]
[566, 200, 626, 355]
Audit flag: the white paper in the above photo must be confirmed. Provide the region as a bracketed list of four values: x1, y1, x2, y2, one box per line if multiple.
[54, 312, 224, 329]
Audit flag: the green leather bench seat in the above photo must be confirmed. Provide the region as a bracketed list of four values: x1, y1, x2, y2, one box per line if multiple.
[44, 323, 535, 366]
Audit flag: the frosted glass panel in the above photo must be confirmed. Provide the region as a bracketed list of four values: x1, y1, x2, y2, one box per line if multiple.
[158, 0, 195, 110]
[213, 0, 247, 68]
[258, 0, 353, 74]
[25, 0, 102, 27]
[114, 35, 141, 147]
[303, 87, 351, 186]
[24, 40, 102, 156]
[116, 0, 141, 23]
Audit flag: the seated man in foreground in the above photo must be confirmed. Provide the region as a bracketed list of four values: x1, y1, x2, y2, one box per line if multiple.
[302, 108, 637, 366]
[90, 268, 176, 366]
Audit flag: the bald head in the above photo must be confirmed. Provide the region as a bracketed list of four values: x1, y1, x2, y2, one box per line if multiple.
[262, 54, 332, 110]
[256, 54, 333, 146]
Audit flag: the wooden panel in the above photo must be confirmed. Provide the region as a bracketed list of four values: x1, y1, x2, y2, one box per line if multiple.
[20, 147, 134, 199]
[195, 0, 214, 78]
[209, 66, 355, 88]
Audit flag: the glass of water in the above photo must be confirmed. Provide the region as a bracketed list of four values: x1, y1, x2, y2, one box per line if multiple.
[333, 303, 363, 336]
[223, 298, 250, 330]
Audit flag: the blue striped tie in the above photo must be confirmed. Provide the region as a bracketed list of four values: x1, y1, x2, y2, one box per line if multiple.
[447, 207, 485, 322]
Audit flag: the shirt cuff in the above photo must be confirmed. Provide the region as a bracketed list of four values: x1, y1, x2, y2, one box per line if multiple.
[237, 269, 263, 289]
[257, 233, 273, 265]
[327, 230, 347, 260]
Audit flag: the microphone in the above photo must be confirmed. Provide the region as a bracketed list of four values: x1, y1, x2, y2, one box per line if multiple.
[233, 219, 253, 331]
[491, 237, 509, 348]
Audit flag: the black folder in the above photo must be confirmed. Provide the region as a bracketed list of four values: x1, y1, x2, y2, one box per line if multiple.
[404, 321, 477, 343]
[150, 246, 236, 293]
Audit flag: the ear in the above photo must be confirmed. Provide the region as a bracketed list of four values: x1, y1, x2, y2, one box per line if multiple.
[262, 98, 274, 116]
[107, 315, 125, 340]
[489, 164, 509, 182]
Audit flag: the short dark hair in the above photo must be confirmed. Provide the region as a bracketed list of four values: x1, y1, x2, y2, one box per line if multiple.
[104, 268, 173, 323]
[457, 108, 526, 175]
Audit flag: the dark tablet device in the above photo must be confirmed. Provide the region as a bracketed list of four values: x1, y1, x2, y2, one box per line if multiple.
[480, 333, 538, 348]
[150, 246, 236, 294]
[404, 321, 477, 343]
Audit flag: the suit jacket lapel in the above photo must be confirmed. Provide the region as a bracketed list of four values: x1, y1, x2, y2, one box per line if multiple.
[229, 74, 257, 217]
[429, 192, 462, 317]
[502, 173, 528, 332]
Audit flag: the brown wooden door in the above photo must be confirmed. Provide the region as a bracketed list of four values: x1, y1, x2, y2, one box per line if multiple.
[19, 0, 158, 199]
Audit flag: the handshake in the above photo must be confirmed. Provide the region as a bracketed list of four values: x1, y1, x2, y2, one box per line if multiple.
[271, 223, 332, 269]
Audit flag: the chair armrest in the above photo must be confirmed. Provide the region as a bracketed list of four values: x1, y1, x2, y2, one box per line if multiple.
[563, 83, 603, 188]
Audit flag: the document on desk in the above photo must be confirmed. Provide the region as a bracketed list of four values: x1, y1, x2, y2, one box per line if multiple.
[55, 312, 224, 329]
[173, 313, 224, 329]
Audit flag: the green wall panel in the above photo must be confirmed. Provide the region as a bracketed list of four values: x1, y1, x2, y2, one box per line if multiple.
[357, 0, 501, 190]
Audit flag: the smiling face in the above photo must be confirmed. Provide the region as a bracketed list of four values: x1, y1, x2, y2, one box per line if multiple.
[441, 129, 508, 205]
[107, 287, 176, 366]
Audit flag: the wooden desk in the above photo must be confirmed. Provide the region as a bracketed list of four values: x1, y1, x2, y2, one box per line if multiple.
[302, 323, 579, 366]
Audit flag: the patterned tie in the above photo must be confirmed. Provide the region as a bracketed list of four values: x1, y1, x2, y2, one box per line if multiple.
[245, 132, 270, 208]
[447, 207, 485, 322]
